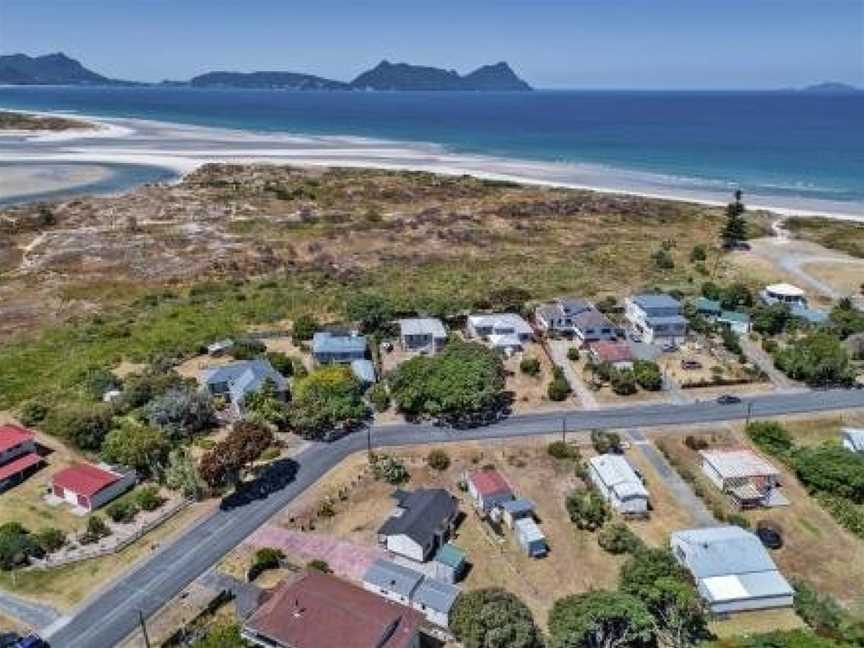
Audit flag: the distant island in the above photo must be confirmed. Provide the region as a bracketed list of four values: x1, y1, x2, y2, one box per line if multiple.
[0, 110, 94, 131]
[0, 52, 532, 91]
[800, 81, 861, 94]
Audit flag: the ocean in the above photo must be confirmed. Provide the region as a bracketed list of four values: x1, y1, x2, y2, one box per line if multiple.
[1, 85, 862, 214]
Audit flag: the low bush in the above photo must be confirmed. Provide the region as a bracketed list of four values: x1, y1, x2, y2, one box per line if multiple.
[519, 357, 541, 376]
[566, 347, 580, 362]
[610, 367, 637, 395]
[746, 421, 794, 458]
[307, 559, 331, 573]
[597, 523, 645, 555]
[726, 513, 751, 529]
[633, 360, 662, 391]
[230, 337, 266, 360]
[134, 485, 164, 511]
[547, 441, 581, 461]
[35, 527, 66, 553]
[367, 383, 391, 412]
[371, 453, 409, 484]
[291, 315, 318, 342]
[80, 515, 112, 545]
[426, 449, 451, 471]
[260, 446, 281, 461]
[265, 351, 294, 376]
[18, 400, 48, 427]
[684, 435, 709, 451]
[547, 367, 572, 401]
[106, 499, 139, 524]
[565, 488, 609, 531]
[591, 429, 622, 454]
[248, 547, 285, 581]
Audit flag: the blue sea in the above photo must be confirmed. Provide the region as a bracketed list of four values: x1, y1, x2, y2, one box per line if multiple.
[1, 85, 863, 213]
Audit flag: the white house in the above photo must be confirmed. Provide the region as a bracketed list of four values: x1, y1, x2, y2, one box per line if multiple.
[398, 318, 447, 354]
[842, 428, 864, 453]
[700, 449, 783, 509]
[760, 283, 807, 307]
[362, 559, 459, 628]
[466, 313, 533, 351]
[671, 526, 794, 614]
[625, 293, 687, 345]
[588, 454, 649, 516]
[514, 517, 548, 557]
[376, 489, 458, 563]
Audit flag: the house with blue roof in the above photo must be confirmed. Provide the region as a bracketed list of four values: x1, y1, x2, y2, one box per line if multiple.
[312, 330, 375, 383]
[670, 526, 793, 613]
[362, 559, 459, 628]
[625, 293, 688, 345]
[202, 359, 287, 416]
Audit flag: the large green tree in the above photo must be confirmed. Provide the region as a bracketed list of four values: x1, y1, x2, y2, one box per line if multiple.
[774, 332, 852, 386]
[287, 365, 368, 439]
[345, 293, 395, 334]
[721, 189, 747, 249]
[548, 590, 654, 648]
[388, 341, 506, 425]
[450, 588, 543, 648]
[101, 420, 170, 476]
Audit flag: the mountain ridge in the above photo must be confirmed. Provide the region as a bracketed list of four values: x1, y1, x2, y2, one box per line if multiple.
[0, 52, 136, 85]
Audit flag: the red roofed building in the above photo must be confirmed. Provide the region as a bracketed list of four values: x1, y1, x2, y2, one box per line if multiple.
[0, 424, 42, 492]
[51, 462, 136, 512]
[242, 571, 423, 648]
[467, 468, 514, 513]
[588, 340, 635, 370]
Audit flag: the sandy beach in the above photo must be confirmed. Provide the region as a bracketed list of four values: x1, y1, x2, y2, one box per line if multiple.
[1, 110, 862, 221]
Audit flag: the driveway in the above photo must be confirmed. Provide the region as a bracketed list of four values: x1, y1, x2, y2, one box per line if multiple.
[547, 339, 598, 409]
[0, 590, 60, 630]
[739, 336, 803, 391]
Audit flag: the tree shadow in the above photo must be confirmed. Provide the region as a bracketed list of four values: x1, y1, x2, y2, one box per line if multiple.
[219, 457, 299, 511]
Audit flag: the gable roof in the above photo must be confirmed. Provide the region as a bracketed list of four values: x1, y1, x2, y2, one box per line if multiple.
[571, 307, 614, 331]
[0, 424, 35, 454]
[377, 489, 457, 548]
[671, 526, 780, 579]
[632, 293, 682, 310]
[500, 498, 535, 515]
[0, 453, 42, 482]
[468, 313, 533, 335]
[413, 577, 459, 613]
[589, 340, 634, 364]
[351, 359, 377, 383]
[52, 463, 121, 497]
[204, 359, 287, 402]
[245, 571, 422, 648]
[556, 297, 593, 315]
[589, 454, 649, 500]
[398, 318, 447, 338]
[700, 449, 779, 480]
[312, 331, 368, 355]
[843, 428, 864, 452]
[468, 469, 512, 497]
[363, 559, 423, 598]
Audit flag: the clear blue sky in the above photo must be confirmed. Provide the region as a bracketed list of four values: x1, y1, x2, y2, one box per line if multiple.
[1, 0, 861, 89]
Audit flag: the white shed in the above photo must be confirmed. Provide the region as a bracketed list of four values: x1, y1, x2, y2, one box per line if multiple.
[588, 454, 649, 516]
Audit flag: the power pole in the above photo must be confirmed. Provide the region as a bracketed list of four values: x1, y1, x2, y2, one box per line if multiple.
[745, 401, 754, 427]
[561, 416, 567, 444]
[139, 609, 151, 648]
[366, 426, 373, 458]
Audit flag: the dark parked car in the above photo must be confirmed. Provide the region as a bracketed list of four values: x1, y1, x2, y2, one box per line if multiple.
[756, 523, 783, 550]
[716, 394, 742, 405]
[13, 636, 48, 648]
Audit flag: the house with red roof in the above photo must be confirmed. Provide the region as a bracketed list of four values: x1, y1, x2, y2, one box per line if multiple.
[50, 462, 136, 513]
[242, 570, 423, 648]
[0, 424, 43, 492]
[466, 468, 514, 513]
[588, 340, 635, 370]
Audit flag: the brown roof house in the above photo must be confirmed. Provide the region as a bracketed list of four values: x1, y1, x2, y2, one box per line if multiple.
[242, 571, 424, 648]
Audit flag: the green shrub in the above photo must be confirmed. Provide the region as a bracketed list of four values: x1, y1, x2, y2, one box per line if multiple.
[519, 357, 541, 376]
[254, 547, 285, 570]
[0, 523, 43, 569]
[597, 523, 645, 555]
[35, 527, 66, 553]
[746, 421, 794, 457]
[426, 449, 451, 471]
[566, 347, 580, 362]
[610, 367, 637, 395]
[591, 429, 622, 455]
[566, 488, 609, 531]
[547, 367, 572, 401]
[690, 245, 707, 262]
[307, 559, 331, 573]
[260, 447, 281, 461]
[371, 453, 409, 484]
[106, 499, 139, 524]
[684, 435, 709, 451]
[230, 337, 266, 360]
[134, 485, 164, 511]
[291, 314, 318, 342]
[368, 383, 391, 412]
[41, 403, 114, 451]
[794, 447, 864, 503]
[81, 515, 112, 544]
[633, 360, 662, 391]
[547, 441, 581, 462]
[18, 400, 48, 427]
[265, 351, 294, 376]
[726, 513, 750, 529]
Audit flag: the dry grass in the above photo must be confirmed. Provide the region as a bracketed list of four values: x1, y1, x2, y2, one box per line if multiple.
[802, 261, 864, 296]
[710, 608, 805, 639]
[503, 345, 560, 414]
[785, 217, 864, 259]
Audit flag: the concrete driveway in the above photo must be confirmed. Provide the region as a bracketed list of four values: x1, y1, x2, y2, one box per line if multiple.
[547, 339, 598, 409]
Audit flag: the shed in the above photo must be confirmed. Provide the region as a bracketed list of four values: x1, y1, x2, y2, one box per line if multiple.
[514, 517, 547, 557]
[499, 498, 536, 529]
[695, 297, 722, 316]
[412, 578, 459, 628]
[51, 462, 136, 512]
[718, 310, 752, 335]
[362, 559, 459, 629]
[588, 454, 649, 516]
[466, 469, 514, 513]
[433, 543, 467, 584]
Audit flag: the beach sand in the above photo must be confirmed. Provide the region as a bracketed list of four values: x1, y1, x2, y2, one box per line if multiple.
[1, 111, 862, 222]
[0, 163, 114, 200]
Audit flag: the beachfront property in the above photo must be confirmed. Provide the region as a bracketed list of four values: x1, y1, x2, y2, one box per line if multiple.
[760, 283, 808, 307]
[842, 428, 864, 454]
[625, 293, 688, 345]
[466, 468, 514, 513]
[670, 526, 794, 614]
[376, 488, 458, 563]
[534, 297, 618, 343]
[202, 359, 288, 416]
[362, 559, 459, 628]
[49, 462, 137, 513]
[588, 340, 635, 369]
[700, 448, 786, 509]
[588, 454, 649, 516]
[694, 298, 752, 335]
[0, 424, 43, 492]
[243, 570, 423, 648]
[466, 313, 533, 351]
[397, 318, 447, 354]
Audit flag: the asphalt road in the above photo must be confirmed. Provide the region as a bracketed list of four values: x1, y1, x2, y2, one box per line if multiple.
[45, 387, 864, 648]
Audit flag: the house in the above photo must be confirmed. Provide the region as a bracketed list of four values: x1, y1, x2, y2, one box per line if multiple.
[0, 424, 43, 492]
[498, 498, 536, 529]
[670, 526, 794, 614]
[312, 330, 368, 364]
[51, 462, 136, 513]
[466, 468, 514, 513]
[718, 310, 752, 335]
[700, 449, 784, 509]
[625, 294, 688, 345]
[377, 489, 458, 563]
[466, 313, 533, 351]
[535, 298, 618, 343]
[694, 297, 723, 317]
[398, 318, 447, 354]
[514, 517, 548, 557]
[432, 543, 467, 584]
[760, 283, 808, 307]
[588, 454, 649, 516]
[362, 559, 459, 629]
[206, 339, 234, 357]
[842, 428, 864, 453]
[588, 340, 635, 370]
[202, 359, 288, 416]
[243, 570, 423, 648]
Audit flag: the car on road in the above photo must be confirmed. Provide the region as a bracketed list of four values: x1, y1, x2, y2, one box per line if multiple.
[716, 394, 742, 405]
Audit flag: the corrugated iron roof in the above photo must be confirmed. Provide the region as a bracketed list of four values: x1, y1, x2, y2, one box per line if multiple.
[52, 463, 121, 497]
[0, 424, 35, 454]
[700, 449, 779, 480]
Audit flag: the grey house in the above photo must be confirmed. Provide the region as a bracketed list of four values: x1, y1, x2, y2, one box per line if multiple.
[362, 559, 459, 628]
[203, 359, 287, 416]
[670, 526, 794, 614]
[312, 330, 368, 364]
[377, 488, 458, 563]
[535, 297, 618, 343]
[625, 293, 688, 344]
[398, 318, 447, 354]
